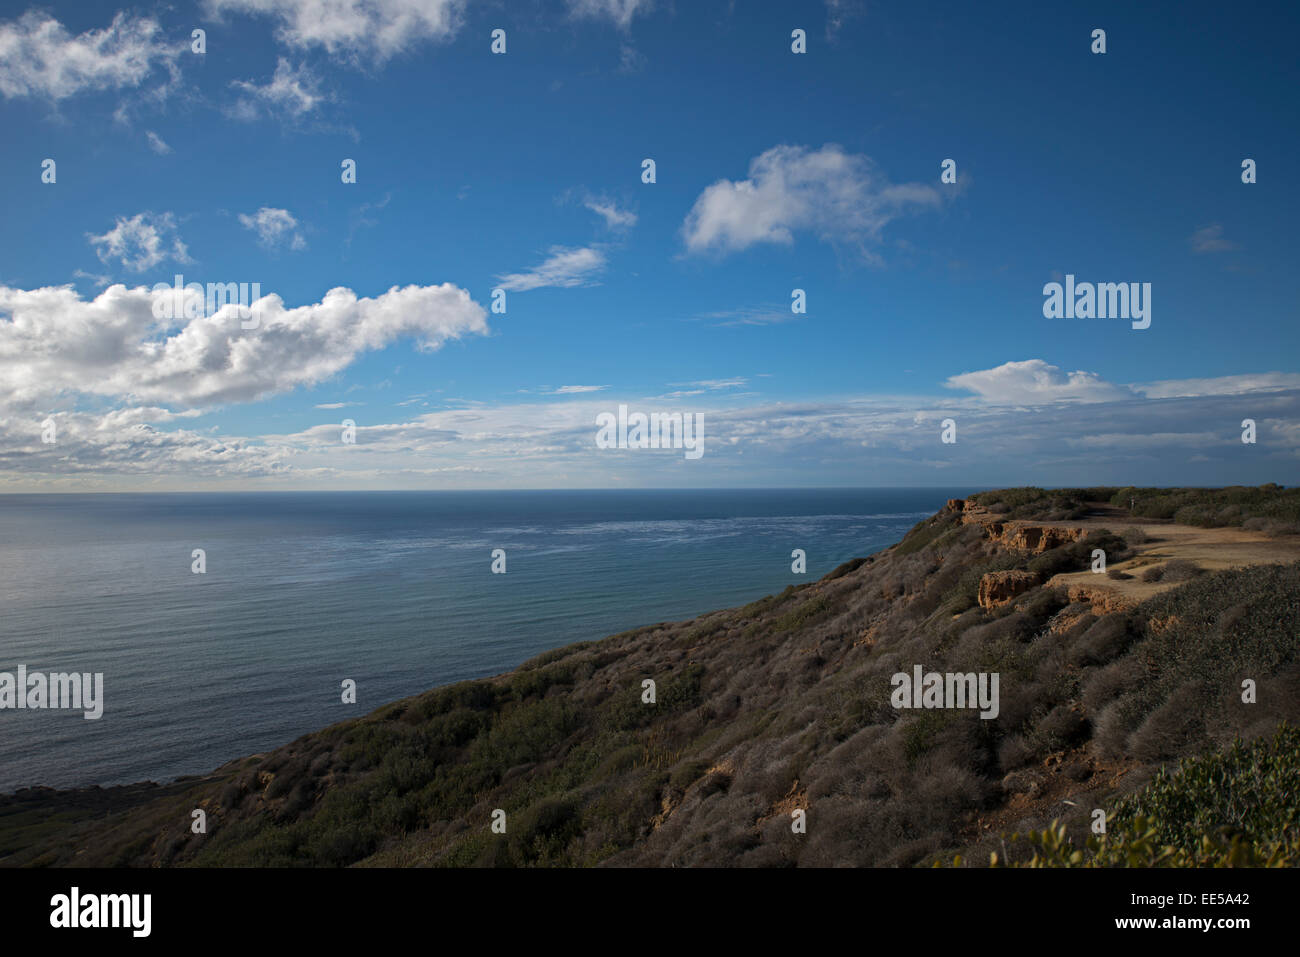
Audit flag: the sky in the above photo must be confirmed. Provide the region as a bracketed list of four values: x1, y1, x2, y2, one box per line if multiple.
[0, 0, 1297, 491]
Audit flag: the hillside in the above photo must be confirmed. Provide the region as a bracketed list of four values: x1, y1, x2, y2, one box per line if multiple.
[3, 486, 1299, 867]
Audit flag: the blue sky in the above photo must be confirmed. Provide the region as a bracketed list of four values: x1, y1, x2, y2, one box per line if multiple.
[0, 0, 1297, 490]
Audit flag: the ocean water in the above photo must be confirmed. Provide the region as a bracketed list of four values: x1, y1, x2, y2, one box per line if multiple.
[0, 488, 970, 791]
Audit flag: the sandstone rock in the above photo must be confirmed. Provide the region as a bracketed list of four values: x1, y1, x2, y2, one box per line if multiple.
[978, 570, 1041, 609]
[995, 522, 1086, 552]
[955, 500, 1088, 553]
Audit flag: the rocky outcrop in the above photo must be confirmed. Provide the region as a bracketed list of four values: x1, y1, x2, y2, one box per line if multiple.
[960, 500, 1087, 553]
[1001, 524, 1087, 552]
[978, 570, 1041, 609]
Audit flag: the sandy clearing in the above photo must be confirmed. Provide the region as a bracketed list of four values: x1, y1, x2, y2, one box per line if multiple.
[1031, 505, 1300, 606]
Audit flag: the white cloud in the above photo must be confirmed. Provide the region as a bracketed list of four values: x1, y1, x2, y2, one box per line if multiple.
[697, 305, 797, 327]
[239, 207, 306, 250]
[567, 0, 653, 31]
[552, 385, 607, 394]
[3, 358, 1296, 488]
[689, 378, 747, 390]
[496, 246, 606, 291]
[946, 361, 1300, 407]
[1067, 432, 1223, 449]
[0, 281, 489, 409]
[584, 196, 637, 230]
[253, 380, 1300, 489]
[681, 144, 941, 258]
[945, 359, 1134, 405]
[1189, 223, 1237, 254]
[146, 130, 172, 154]
[206, 0, 465, 63]
[1136, 372, 1300, 398]
[87, 212, 191, 272]
[659, 378, 749, 398]
[0, 11, 180, 100]
[73, 269, 114, 288]
[230, 58, 325, 119]
[0, 409, 294, 481]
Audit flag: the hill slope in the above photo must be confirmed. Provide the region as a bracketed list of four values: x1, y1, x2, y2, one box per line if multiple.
[3, 488, 1299, 867]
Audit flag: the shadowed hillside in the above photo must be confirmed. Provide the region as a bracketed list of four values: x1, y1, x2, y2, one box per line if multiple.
[3, 486, 1298, 868]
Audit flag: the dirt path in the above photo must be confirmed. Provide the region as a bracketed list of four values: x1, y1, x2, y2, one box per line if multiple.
[1044, 503, 1300, 606]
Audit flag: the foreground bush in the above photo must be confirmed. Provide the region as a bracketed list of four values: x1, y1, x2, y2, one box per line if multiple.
[952, 725, 1300, 867]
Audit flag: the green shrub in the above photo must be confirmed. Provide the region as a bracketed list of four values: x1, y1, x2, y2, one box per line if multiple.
[1115, 723, 1300, 850]
[1111, 484, 1300, 528]
[960, 725, 1300, 867]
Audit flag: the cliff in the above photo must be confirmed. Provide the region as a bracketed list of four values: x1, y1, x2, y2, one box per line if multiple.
[3, 488, 1298, 868]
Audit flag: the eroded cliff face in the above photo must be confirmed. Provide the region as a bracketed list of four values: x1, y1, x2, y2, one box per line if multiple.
[1066, 583, 1135, 615]
[977, 570, 1041, 609]
[948, 499, 1128, 611]
[946, 498, 1088, 553]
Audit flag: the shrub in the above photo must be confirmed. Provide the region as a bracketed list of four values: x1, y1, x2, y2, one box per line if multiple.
[959, 725, 1300, 867]
[1111, 485, 1300, 529]
[1159, 559, 1202, 583]
[1116, 723, 1300, 850]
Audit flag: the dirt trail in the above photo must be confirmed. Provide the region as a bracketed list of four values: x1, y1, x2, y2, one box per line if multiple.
[1043, 503, 1300, 606]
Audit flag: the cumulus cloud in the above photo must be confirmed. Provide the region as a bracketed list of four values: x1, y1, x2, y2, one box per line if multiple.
[567, 0, 653, 30]
[945, 359, 1134, 405]
[239, 207, 306, 250]
[0, 11, 180, 100]
[206, 0, 464, 63]
[230, 58, 325, 119]
[681, 144, 941, 258]
[496, 246, 606, 291]
[0, 408, 295, 483]
[87, 212, 191, 272]
[0, 281, 489, 409]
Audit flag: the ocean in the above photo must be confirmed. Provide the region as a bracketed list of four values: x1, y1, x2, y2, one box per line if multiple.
[0, 488, 971, 791]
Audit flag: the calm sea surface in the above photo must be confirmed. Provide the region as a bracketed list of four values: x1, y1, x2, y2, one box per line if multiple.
[0, 488, 971, 790]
